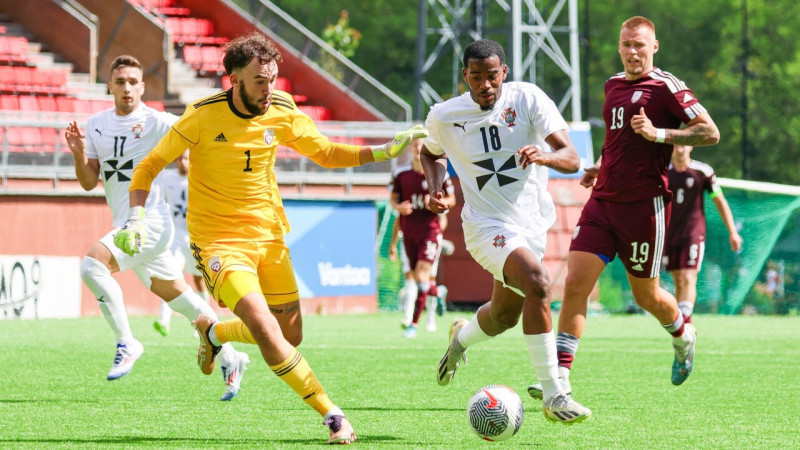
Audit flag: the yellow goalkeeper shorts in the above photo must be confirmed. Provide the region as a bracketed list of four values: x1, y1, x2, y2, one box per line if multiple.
[191, 240, 300, 310]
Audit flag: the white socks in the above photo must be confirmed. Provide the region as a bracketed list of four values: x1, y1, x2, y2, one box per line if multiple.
[158, 300, 172, 324]
[402, 278, 416, 325]
[81, 257, 133, 343]
[456, 314, 491, 349]
[524, 332, 561, 401]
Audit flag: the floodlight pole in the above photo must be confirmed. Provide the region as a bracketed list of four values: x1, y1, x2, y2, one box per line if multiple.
[414, 0, 582, 122]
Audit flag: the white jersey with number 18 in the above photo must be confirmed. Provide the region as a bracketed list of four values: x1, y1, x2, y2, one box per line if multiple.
[423, 81, 568, 237]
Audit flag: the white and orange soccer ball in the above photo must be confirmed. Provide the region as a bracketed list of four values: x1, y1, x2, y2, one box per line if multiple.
[466, 384, 524, 442]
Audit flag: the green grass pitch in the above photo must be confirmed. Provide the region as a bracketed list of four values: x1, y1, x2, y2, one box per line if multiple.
[1, 312, 797, 448]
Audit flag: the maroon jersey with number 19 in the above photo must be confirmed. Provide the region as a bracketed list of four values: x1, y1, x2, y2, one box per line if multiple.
[594, 68, 707, 203]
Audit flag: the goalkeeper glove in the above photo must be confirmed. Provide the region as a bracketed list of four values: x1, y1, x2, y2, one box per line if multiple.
[114, 206, 147, 256]
[371, 124, 429, 162]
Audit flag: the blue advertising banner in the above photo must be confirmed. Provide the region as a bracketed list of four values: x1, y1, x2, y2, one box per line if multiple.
[284, 200, 376, 297]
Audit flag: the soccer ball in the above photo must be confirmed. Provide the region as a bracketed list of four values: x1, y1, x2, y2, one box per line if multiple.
[466, 384, 524, 442]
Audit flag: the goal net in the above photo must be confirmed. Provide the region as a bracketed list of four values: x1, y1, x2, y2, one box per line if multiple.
[598, 178, 800, 315]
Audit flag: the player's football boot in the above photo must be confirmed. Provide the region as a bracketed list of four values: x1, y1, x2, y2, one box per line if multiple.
[324, 415, 356, 444]
[153, 320, 169, 337]
[402, 324, 418, 338]
[543, 392, 592, 424]
[437, 318, 468, 386]
[671, 322, 697, 385]
[220, 351, 249, 401]
[527, 373, 571, 400]
[194, 314, 221, 375]
[106, 340, 144, 380]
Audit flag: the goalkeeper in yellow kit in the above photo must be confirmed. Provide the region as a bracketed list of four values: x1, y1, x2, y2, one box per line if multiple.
[115, 32, 426, 445]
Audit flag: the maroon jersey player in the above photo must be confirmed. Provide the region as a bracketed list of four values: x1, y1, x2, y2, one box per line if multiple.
[528, 16, 720, 401]
[664, 145, 741, 322]
[389, 137, 455, 337]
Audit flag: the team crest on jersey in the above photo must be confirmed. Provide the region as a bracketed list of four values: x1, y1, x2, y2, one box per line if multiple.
[132, 123, 144, 139]
[685, 178, 695, 188]
[502, 108, 517, 127]
[492, 234, 507, 248]
[631, 91, 643, 103]
[264, 128, 275, 145]
[209, 256, 221, 273]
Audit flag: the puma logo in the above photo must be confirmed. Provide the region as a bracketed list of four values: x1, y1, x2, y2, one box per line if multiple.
[453, 122, 467, 132]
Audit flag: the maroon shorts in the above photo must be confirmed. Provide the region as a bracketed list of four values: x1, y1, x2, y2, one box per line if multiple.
[663, 239, 705, 271]
[570, 196, 671, 278]
[402, 228, 442, 270]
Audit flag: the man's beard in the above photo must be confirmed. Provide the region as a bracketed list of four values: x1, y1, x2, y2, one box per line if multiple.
[238, 82, 267, 116]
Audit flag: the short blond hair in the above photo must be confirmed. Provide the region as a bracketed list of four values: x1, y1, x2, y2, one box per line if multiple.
[621, 16, 655, 35]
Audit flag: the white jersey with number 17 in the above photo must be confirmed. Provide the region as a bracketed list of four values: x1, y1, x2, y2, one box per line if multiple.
[423, 81, 568, 237]
[84, 103, 178, 227]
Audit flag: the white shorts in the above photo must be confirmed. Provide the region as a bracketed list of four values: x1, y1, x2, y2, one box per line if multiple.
[400, 235, 443, 277]
[171, 239, 202, 277]
[100, 213, 183, 288]
[462, 217, 546, 296]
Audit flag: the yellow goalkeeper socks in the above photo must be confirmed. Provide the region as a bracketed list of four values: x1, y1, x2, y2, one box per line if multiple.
[213, 318, 257, 345]
[270, 348, 335, 416]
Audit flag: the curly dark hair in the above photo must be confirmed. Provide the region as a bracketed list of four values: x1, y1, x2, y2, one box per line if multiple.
[109, 55, 142, 74]
[462, 39, 505, 68]
[223, 32, 283, 75]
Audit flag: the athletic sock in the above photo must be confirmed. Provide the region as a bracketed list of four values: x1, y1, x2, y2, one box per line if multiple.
[80, 257, 132, 342]
[556, 332, 579, 370]
[662, 312, 686, 338]
[269, 347, 335, 416]
[214, 318, 256, 345]
[158, 300, 172, 325]
[411, 281, 430, 325]
[166, 287, 217, 323]
[456, 313, 491, 349]
[402, 278, 416, 325]
[678, 301, 694, 322]
[524, 332, 561, 401]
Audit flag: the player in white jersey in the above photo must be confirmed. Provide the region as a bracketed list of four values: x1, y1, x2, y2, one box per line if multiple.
[421, 39, 591, 424]
[155, 150, 210, 336]
[64, 55, 249, 401]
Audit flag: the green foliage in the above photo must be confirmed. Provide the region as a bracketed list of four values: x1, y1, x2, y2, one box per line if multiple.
[321, 10, 361, 58]
[1, 314, 799, 447]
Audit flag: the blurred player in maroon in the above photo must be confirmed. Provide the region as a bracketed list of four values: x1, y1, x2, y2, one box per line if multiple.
[389, 137, 455, 338]
[529, 16, 720, 400]
[664, 144, 742, 323]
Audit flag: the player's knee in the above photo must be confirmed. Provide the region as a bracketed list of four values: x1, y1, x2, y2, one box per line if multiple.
[80, 256, 109, 284]
[284, 329, 303, 347]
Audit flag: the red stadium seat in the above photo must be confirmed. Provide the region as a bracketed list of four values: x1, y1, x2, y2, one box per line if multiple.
[72, 99, 93, 114]
[299, 105, 332, 121]
[7, 127, 42, 152]
[0, 95, 20, 110]
[0, 66, 14, 91]
[145, 100, 165, 111]
[182, 45, 203, 69]
[221, 75, 232, 90]
[91, 99, 114, 112]
[56, 96, 75, 112]
[37, 96, 58, 112]
[18, 95, 38, 111]
[39, 127, 57, 152]
[275, 77, 292, 92]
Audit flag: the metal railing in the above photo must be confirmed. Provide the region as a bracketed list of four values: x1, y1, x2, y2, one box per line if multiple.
[0, 117, 415, 196]
[227, 0, 411, 122]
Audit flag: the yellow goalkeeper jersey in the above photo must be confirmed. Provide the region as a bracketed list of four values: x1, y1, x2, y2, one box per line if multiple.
[136, 89, 360, 245]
